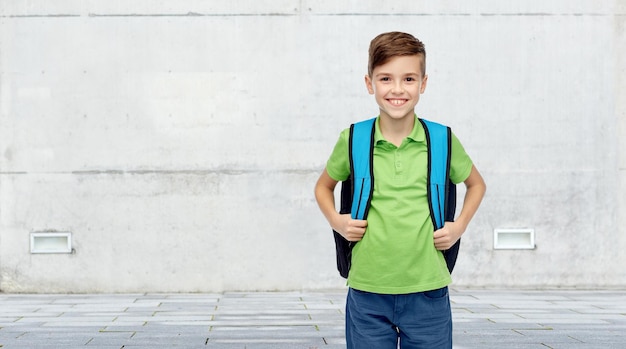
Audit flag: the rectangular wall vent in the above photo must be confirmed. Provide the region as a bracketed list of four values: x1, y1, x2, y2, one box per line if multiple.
[494, 228, 535, 250]
[30, 232, 72, 254]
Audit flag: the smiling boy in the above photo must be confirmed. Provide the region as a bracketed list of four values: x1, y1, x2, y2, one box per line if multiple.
[314, 32, 486, 348]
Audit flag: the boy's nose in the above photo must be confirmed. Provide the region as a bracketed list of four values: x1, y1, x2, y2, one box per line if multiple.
[391, 81, 404, 93]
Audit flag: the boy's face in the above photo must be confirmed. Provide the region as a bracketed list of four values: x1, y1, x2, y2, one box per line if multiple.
[365, 55, 427, 121]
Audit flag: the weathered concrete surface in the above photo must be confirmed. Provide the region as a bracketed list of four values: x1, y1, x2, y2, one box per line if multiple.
[0, 1, 625, 292]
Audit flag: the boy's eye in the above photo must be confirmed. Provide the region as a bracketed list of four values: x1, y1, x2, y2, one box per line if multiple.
[380, 77, 390, 82]
[405, 77, 415, 82]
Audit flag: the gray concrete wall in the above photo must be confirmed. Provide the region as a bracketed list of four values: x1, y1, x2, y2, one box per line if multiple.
[0, 1, 624, 292]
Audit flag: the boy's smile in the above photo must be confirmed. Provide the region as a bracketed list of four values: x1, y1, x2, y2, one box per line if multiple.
[388, 98, 408, 106]
[365, 55, 427, 122]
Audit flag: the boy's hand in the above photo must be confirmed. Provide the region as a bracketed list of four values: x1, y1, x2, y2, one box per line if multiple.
[434, 165, 486, 251]
[433, 222, 464, 250]
[333, 214, 368, 242]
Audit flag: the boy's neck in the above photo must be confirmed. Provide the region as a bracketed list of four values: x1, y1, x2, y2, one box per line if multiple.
[378, 113, 416, 147]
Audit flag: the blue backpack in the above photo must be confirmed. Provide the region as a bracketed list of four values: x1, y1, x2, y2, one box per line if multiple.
[333, 117, 460, 278]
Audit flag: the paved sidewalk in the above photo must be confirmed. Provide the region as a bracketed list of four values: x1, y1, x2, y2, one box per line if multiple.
[0, 288, 624, 348]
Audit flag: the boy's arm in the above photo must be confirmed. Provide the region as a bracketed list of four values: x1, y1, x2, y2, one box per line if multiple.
[314, 168, 368, 242]
[433, 165, 486, 250]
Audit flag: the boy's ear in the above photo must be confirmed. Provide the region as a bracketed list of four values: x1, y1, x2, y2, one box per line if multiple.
[420, 74, 428, 94]
[364, 74, 374, 94]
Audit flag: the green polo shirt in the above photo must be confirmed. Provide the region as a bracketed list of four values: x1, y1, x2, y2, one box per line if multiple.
[326, 116, 473, 294]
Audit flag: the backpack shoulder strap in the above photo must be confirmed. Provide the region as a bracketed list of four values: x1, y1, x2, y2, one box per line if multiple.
[418, 118, 452, 230]
[349, 117, 376, 220]
[333, 117, 375, 279]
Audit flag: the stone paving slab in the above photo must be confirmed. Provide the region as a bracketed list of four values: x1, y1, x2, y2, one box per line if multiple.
[0, 289, 624, 348]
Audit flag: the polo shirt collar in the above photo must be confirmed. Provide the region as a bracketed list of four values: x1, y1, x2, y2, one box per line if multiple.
[373, 115, 426, 145]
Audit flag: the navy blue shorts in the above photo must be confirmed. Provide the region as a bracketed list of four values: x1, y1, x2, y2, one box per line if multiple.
[346, 287, 452, 349]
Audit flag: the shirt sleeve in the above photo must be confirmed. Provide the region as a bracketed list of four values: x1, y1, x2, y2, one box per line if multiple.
[449, 131, 474, 184]
[325, 128, 351, 182]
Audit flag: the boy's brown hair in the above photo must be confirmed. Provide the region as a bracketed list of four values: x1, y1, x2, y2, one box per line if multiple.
[368, 31, 426, 77]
